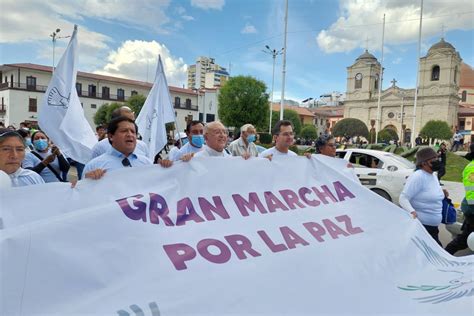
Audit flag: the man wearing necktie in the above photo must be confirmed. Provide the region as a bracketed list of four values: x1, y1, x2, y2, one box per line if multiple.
[83, 116, 154, 180]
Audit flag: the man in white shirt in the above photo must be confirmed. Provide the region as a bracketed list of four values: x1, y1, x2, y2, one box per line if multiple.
[227, 123, 259, 159]
[172, 120, 205, 161]
[195, 121, 231, 158]
[259, 120, 297, 159]
[91, 106, 149, 159]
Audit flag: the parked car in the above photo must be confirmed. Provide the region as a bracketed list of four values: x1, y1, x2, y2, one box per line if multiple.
[336, 148, 415, 204]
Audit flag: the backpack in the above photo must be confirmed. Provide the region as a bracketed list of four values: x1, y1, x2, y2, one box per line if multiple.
[441, 197, 457, 224]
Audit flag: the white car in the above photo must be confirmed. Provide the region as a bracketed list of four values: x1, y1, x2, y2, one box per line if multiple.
[336, 148, 415, 204]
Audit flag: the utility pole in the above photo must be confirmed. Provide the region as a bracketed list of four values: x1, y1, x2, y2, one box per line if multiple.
[50, 28, 70, 73]
[279, 0, 288, 120]
[263, 46, 284, 133]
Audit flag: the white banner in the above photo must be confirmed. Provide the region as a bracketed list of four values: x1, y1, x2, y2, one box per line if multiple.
[1, 156, 473, 315]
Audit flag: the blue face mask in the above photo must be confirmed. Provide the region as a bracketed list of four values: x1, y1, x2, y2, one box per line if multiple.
[246, 134, 256, 143]
[191, 135, 205, 148]
[33, 139, 48, 151]
[181, 138, 188, 145]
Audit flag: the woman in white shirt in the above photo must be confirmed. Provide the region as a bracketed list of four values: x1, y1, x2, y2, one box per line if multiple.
[0, 130, 44, 187]
[399, 147, 446, 245]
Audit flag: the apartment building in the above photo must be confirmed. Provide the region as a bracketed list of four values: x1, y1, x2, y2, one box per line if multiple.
[187, 56, 229, 89]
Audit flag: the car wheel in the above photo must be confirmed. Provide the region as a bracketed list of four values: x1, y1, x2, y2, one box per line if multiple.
[371, 188, 392, 202]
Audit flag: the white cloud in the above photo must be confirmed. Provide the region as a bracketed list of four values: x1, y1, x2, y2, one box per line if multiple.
[392, 57, 402, 64]
[317, 0, 474, 53]
[94, 40, 188, 87]
[182, 15, 195, 21]
[191, 0, 225, 10]
[241, 23, 258, 34]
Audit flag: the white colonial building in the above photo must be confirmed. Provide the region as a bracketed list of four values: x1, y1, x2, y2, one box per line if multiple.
[0, 63, 219, 130]
[344, 38, 462, 143]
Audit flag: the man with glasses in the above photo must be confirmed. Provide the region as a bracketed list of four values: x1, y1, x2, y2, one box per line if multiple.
[0, 129, 44, 187]
[82, 117, 153, 180]
[259, 120, 297, 159]
[227, 123, 259, 159]
[195, 121, 231, 158]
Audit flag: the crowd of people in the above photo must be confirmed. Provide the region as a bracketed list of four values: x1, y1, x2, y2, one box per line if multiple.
[0, 109, 473, 256]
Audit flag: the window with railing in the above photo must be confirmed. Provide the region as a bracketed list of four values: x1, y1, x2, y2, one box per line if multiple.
[102, 86, 110, 99]
[28, 98, 37, 112]
[175, 97, 181, 107]
[26, 76, 36, 90]
[185, 98, 191, 109]
[88, 84, 96, 97]
[117, 88, 125, 101]
[91, 104, 97, 109]
[76, 83, 82, 96]
[131, 90, 138, 96]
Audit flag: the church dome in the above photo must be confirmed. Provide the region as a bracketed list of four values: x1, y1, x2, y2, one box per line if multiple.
[356, 50, 377, 61]
[428, 38, 455, 54]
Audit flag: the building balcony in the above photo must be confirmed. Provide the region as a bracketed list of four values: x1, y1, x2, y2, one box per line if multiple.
[174, 103, 198, 111]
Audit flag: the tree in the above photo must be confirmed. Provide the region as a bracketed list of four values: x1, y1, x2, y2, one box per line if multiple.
[332, 118, 369, 139]
[271, 109, 302, 136]
[300, 124, 318, 139]
[127, 94, 147, 114]
[377, 128, 399, 143]
[94, 104, 109, 126]
[218, 76, 269, 131]
[419, 120, 453, 142]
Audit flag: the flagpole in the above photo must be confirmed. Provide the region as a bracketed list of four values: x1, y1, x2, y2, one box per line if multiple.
[279, 0, 288, 120]
[411, 0, 423, 147]
[375, 14, 385, 144]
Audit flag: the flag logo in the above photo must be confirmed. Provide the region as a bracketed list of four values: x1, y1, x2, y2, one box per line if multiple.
[47, 87, 70, 108]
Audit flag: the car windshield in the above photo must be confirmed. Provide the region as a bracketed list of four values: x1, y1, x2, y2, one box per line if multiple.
[385, 153, 415, 169]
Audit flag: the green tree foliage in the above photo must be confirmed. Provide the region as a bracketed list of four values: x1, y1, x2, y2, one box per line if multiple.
[218, 76, 269, 131]
[377, 128, 399, 143]
[419, 120, 453, 141]
[127, 94, 147, 114]
[258, 132, 272, 144]
[94, 104, 109, 126]
[300, 124, 318, 139]
[271, 109, 302, 136]
[332, 118, 369, 139]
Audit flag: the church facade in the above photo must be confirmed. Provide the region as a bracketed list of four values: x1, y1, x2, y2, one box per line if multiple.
[344, 38, 461, 143]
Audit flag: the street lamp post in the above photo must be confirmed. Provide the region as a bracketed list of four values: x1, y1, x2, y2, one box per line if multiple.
[50, 28, 70, 72]
[263, 46, 284, 133]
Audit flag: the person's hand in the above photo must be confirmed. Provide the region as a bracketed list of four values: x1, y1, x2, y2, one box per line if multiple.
[51, 145, 60, 156]
[43, 154, 56, 165]
[443, 189, 449, 198]
[242, 152, 251, 160]
[85, 169, 106, 180]
[304, 152, 312, 159]
[410, 211, 417, 219]
[159, 159, 173, 168]
[70, 180, 78, 188]
[180, 153, 194, 162]
[264, 154, 273, 161]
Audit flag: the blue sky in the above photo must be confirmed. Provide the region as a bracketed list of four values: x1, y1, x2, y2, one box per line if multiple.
[1, 0, 473, 103]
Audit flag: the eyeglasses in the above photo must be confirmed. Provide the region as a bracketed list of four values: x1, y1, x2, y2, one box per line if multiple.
[277, 132, 294, 137]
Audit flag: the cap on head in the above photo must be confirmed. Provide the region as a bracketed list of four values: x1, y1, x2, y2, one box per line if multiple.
[415, 147, 437, 166]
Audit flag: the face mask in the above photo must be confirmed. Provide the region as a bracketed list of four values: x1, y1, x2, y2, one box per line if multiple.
[25, 138, 32, 147]
[33, 139, 48, 151]
[191, 135, 205, 148]
[429, 159, 442, 172]
[246, 134, 256, 143]
[181, 138, 188, 145]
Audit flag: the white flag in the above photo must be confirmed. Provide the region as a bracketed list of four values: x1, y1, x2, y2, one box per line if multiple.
[136, 55, 175, 159]
[38, 25, 97, 164]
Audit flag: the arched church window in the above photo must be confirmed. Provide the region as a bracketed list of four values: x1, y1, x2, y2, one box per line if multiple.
[355, 73, 362, 89]
[431, 65, 440, 81]
[374, 74, 379, 90]
[462, 90, 467, 102]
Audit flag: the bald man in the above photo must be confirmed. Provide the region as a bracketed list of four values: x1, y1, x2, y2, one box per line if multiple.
[194, 121, 231, 158]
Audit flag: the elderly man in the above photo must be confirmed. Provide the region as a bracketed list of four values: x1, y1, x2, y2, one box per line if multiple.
[0, 129, 44, 187]
[172, 120, 205, 161]
[90, 106, 149, 159]
[227, 123, 258, 159]
[195, 121, 231, 157]
[259, 120, 297, 159]
[83, 117, 154, 180]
